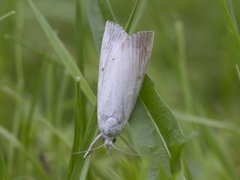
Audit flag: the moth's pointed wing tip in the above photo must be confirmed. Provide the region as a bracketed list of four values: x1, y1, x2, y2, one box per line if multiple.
[132, 31, 154, 40]
[105, 21, 155, 40]
[105, 20, 126, 34]
[143, 31, 154, 44]
[147, 32, 154, 45]
[148, 31, 154, 39]
[130, 31, 155, 49]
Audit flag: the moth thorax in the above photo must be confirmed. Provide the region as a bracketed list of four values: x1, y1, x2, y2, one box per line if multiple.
[103, 117, 123, 137]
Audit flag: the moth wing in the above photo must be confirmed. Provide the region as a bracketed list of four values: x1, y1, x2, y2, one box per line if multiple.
[119, 32, 154, 123]
[99, 21, 127, 73]
[98, 22, 154, 131]
[98, 21, 127, 129]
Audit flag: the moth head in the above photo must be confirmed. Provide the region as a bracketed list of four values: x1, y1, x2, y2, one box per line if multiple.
[102, 117, 123, 138]
[103, 138, 112, 154]
[103, 137, 117, 154]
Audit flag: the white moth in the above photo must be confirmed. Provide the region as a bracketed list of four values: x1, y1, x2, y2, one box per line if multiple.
[84, 21, 154, 158]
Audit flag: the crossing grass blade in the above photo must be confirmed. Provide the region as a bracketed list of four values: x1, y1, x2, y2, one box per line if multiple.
[175, 112, 240, 134]
[0, 11, 15, 22]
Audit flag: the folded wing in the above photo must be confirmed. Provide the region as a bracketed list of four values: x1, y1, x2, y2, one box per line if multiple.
[98, 21, 154, 132]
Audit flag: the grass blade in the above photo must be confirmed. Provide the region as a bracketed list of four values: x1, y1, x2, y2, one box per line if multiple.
[0, 126, 50, 179]
[222, 0, 240, 75]
[124, 0, 141, 33]
[223, 0, 239, 35]
[4, 35, 60, 65]
[140, 76, 185, 174]
[7, 1, 24, 175]
[174, 112, 240, 134]
[236, 64, 240, 82]
[130, 100, 172, 178]
[175, 21, 193, 113]
[67, 82, 97, 180]
[0, 150, 8, 180]
[0, 11, 15, 22]
[67, 82, 84, 179]
[75, 0, 87, 126]
[87, 0, 106, 51]
[105, 0, 118, 22]
[0, 85, 71, 148]
[202, 128, 238, 179]
[28, 0, 96, 105]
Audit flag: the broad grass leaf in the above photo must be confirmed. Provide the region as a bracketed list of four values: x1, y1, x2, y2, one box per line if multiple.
[140, 76, 185, 174]
[130, 100, 171, 179]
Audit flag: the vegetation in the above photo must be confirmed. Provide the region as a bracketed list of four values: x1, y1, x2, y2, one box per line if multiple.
[0, 0, 239, 179]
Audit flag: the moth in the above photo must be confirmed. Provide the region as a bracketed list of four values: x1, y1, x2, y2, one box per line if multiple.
[84, 21, 154, 158]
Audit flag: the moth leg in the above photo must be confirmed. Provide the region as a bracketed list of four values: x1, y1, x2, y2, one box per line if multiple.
[84, 133, 102, 158]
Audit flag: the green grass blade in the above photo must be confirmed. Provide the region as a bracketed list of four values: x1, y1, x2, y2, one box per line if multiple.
[202, 128, 238, 179]
[224, 0, 239, 35]
[24, 62, 45, 147]
[140, 76, 185, 174]
[75, 0, 87, 125]
[68, 108, 97, 180]
[124, 0, 141, 33]
[87, 0, 106, 51]
[0, 127, 21, 148]
[105, 0, 118, 22]
[0, 126, 50, 179]
[174, 112, 240, 134]
[0, 11, 15, 22]
[87, 0, 121, 51]
[130, 100, 172, 178]
[7, 2, 25, 175]
[37, 116, 71, 148]
[67, 82, 84, 179]
[236, 64, 240, 82]
[0, 85, 71, 148]
[175, 21, 193, 113]
[4, 35, 60, 65]
[67, 81, 97, 180]
[0, 150, 8, 180]
[28, 0, 96, 105]
[222, 0, 240, 67]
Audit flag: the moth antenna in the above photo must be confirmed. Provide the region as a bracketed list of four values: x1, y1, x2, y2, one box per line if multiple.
[84, 133, 102, 158]
[112, 144, 140, 157]
[70, 144, 104, 155]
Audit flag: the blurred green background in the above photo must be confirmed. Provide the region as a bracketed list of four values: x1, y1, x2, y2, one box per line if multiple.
[0, 0, 240, 179]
